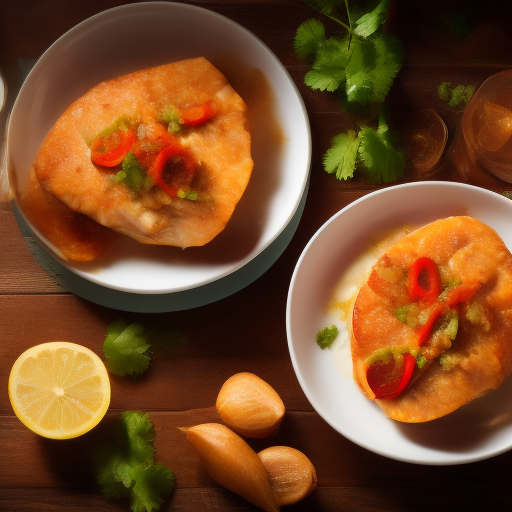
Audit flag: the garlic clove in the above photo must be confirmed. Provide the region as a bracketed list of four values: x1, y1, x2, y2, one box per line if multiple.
[216, 372, 285, 438]
[258, 446, 317, 506]
[186, 423, 280, 512]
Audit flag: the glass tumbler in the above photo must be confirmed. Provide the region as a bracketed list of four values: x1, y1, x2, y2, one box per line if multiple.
[459, 70, 512, 183]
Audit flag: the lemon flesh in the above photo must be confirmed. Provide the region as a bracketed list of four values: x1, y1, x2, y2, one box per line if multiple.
[8, 341, 110, 439]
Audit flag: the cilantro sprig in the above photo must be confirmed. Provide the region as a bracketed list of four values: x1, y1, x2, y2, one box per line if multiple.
[103, 319, 186, 377]
[438, 81, 475, 108]
[295, 0, 403, 108]
[295, 0, 405, 184]
[324, 111, 404, 183]
[92, 411, 175, 512]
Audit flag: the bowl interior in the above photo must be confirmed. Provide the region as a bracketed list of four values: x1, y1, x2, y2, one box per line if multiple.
[287, 182, 512, 465]
[7, 1, 310, 294]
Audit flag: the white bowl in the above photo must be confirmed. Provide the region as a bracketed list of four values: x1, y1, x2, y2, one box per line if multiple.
[6, 2, 310, 310]
[287, 182, 512, 465]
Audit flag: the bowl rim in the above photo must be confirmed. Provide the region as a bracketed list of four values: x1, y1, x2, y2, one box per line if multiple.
[7, 1, 312, 295]
[286, 181, 512, 465]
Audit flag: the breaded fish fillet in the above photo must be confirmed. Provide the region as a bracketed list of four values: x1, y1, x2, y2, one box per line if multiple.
[351, 216, 512, 422]
[31, 57, 253, 252]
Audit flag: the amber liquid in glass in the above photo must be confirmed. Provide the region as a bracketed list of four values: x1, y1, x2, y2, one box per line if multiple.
[459, 70, 512, 184]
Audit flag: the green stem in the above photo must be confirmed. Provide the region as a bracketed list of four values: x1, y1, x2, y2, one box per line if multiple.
[324, 12, 352, 32]
[344, 0, 353, 30]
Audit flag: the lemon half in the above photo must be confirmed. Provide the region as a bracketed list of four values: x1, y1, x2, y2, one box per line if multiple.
[8, 341, 111, 439]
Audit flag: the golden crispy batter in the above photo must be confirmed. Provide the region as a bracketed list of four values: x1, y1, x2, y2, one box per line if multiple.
[18, 169, 113, 262]
[351, 216, 512, 422]
[32, 57, 253, 251]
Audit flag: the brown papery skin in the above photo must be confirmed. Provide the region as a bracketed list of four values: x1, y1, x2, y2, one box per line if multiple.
[186, 423, 280, 512]
[216, 372, 285, 438]
[258, 446, 317, 506]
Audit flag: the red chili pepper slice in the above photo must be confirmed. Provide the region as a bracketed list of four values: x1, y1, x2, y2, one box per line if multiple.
[416, 302, 445, 346]
[180, 102, 215, 127]
[91, 128, 136, 167]
[147, 145, 195, 197]
[385, 353, 416, 399]
[407, 257, 442, 303]
[366, 351, 416, 399]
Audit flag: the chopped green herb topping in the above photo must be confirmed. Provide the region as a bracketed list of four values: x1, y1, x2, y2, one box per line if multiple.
[439, 352, 464, 371]
[443, 312, 459, 340]
[96, 116, 132, 139]
[177, 188, 198, 201]
[117, 151, 154, 192]
[416, 354, 427, 369]
[316, 324, 339, 349]
[160, 105, 183, 134]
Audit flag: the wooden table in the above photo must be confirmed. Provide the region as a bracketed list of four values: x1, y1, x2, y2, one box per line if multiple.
[1, 1, 512, 511]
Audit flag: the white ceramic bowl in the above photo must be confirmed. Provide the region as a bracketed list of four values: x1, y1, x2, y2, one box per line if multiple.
[287, 182, 512, 465]
[6, 2, 310, 311]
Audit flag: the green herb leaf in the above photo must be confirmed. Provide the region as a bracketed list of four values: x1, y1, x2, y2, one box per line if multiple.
[103, 319, 187, 377]
[294, 18, 326, 61]
[93, 411, 174, 512]
[103, 319, 152, 377]
[438, 81, 452, 102]
[130, 464, 175, 512]
[305, 36, 350, 92]
[357, 112, 405, 183]
[344, 34, 403, 105]
[354, 0, 391, 38]
[449, 84, 475, 107]
[323, 130, 360, 180]
[438, 81, 475, 107]
[316, 324, 339, 349]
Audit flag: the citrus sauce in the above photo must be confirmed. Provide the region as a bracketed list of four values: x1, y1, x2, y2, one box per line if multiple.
[323, 226, 414, 378]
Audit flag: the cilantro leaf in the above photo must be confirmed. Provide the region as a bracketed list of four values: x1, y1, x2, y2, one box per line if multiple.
[323, 130, 360, 180]
[344, 34, 403, 105]
[294, 18, 326, 61]
[103, 319, 188, 377]
[316, 324, 339, 349]
[131, 464, 175, 512]
[358, 113, 405, 183]
[438, 81, 452, 102]
[438, 81, 475, 107]
[305, 36, 350, 92]
[354, 0, 391, 38]
[103, 319, 152, 377]
[324, 113, 404, 183]
[93, 411, 174, 512]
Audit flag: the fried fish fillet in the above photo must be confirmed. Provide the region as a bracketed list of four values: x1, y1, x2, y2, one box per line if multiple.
[31, 57, 253, 252]
[351, 216, 512, 422]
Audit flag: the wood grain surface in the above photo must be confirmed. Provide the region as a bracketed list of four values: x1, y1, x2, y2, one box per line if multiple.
[1, 1, 512, 511]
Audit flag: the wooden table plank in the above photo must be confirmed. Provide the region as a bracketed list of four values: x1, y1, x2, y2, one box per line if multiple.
[2, 1, 512, 511]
